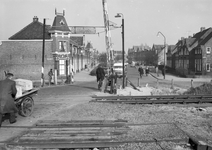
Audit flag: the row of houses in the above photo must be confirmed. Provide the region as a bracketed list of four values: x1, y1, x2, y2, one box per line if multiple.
[128, 27, 212, 77]
[168, 27, 212, 76]
[0, 10, 98, 83]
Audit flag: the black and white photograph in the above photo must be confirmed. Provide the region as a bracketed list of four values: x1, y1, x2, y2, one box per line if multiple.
[0, 0, 212, 149]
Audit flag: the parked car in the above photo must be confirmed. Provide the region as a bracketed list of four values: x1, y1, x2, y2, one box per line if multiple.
[113, 63, 127, 76]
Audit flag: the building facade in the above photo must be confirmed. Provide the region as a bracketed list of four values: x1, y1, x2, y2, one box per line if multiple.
[0, 11, 93, 83]
[172, 27, 212, 76]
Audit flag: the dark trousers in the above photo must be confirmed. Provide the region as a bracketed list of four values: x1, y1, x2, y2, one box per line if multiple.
[0, 113, 2, 127]
[0, 112, 16, 127]
[8, 112, 16, 123]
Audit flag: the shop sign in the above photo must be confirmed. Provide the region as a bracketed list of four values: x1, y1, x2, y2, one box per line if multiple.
[54, 54, 70, 61]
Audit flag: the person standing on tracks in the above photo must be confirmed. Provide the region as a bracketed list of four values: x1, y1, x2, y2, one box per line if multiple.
[138, 65, 144, 78]
[0, 73, 18, 127]
[96, 64, 105, 91]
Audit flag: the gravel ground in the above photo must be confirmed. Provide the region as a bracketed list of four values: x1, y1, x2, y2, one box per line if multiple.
[45, 100, 212, 150]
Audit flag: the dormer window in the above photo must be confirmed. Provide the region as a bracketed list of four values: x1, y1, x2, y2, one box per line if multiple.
[59, 41, 67, 52]
[206, 47, 211, 54]
[60, 20, 65, 25]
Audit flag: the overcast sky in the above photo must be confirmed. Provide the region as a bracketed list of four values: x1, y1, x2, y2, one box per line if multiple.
[1, 0, 212, 52]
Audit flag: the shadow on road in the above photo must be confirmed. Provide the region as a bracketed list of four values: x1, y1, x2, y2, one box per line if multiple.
[68, 84, 99, 91]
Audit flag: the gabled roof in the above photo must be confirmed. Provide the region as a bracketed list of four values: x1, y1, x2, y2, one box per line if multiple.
[185, 38, 195, 47]
[197, 31, 212, 46]
[167, 45, 175, 52]
[49, 13, 70, 32]
[189, 28, 212, 50]
[171, 41, 180, 54]
[85, 42, 93, 49]
[152, 44, 164, 50]
[9, 16, 51, 40]
[70, 36, 84, 47]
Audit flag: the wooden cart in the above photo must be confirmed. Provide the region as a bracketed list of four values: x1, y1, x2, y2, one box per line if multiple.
[15, 88, 39, 117]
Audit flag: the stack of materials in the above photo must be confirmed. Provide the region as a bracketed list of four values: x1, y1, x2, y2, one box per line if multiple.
[14, 79, 33, 98]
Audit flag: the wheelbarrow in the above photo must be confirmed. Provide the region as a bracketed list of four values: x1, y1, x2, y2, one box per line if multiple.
[15, 88, 39, 117]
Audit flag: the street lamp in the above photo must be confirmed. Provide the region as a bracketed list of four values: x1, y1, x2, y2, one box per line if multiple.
[115, 13, 125, 88]
[157, 31, 166, 79]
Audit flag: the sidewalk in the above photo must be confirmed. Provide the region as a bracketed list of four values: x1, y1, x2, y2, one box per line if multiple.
[74, 69, 96, 82]
[33, 69, 96, 88]
[150, 72, 212, 82]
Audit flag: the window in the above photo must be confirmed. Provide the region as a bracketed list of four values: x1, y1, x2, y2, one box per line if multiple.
[59, 60, 65, 75]
[59, 41, 67, 52]
[206, 63, 210, 72]
[206, 47, 211, 54]
[195, 59, 202, 72]
[185, 49, 189, 55]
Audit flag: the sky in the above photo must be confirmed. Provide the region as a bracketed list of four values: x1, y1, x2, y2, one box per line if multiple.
[1, 0, 212, 53]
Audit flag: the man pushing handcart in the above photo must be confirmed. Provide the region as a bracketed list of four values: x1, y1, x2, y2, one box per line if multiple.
[0, 73, 38, 127]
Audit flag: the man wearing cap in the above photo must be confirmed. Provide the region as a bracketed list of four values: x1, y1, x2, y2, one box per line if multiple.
[96, 64, 105, 90]
[0, 73, 18, 127]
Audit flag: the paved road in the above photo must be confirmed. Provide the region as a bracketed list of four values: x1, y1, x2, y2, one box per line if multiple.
[0, 70, 99, 146]
[125, 66, 212, 89]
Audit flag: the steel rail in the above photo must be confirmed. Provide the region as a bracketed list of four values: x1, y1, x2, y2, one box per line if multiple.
[92, 94, 212, 99]
[5, 138, 189, 149]
[0, 122, 172, 129]
[91, 95, 212, 104]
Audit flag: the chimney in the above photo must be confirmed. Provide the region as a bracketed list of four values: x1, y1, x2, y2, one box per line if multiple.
[200, 27, 205, 32]
[33, 16, 38, 22]
[63, 9, 65, 16]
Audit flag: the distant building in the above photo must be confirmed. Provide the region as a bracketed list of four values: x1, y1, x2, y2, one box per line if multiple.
[128, 45, 151, 64]
[152, 44, 166, 65]
[172, 27, 212, 76]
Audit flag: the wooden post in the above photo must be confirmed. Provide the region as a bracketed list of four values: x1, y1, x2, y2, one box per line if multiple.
[191, 79, 193, 88]
[171, 79, 174, 89]
[156, 79, 158, 89]
[138, 78, 140, 87]
[125, 77, 128, 87]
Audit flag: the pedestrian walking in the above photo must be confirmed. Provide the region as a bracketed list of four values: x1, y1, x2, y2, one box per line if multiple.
[146, 67, 149, 76]
[96, 64, 105, 90]
[162, 68, 165, 77]
[48, 69, 53, 86]
[0, 73, 18, 127]
[138, 65, 143, 78]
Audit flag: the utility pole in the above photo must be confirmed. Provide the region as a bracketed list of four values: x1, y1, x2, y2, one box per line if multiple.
[41, 18, 46, 87]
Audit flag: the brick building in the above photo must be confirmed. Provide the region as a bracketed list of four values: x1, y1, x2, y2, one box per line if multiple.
[172, 27, 212, 76]
[0, 11, 91, 83]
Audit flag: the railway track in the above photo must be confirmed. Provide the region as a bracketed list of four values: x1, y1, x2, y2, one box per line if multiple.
[2, 120, 212, 150]
[90, 94, 212, 104]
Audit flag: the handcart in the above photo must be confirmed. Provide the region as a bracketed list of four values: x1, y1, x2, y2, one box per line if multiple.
[15, 88, 39, 117]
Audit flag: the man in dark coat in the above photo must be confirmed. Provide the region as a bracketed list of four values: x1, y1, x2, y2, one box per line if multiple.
[138, 66, 144, 78]
[0, 73, 18, 127]
[96, 65, 105, 90]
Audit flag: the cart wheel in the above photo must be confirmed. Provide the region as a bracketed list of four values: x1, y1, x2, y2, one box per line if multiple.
[20, 96, 34, 117]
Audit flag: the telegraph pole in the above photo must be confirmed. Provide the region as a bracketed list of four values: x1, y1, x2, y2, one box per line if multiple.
[41, 18, 46, 87]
